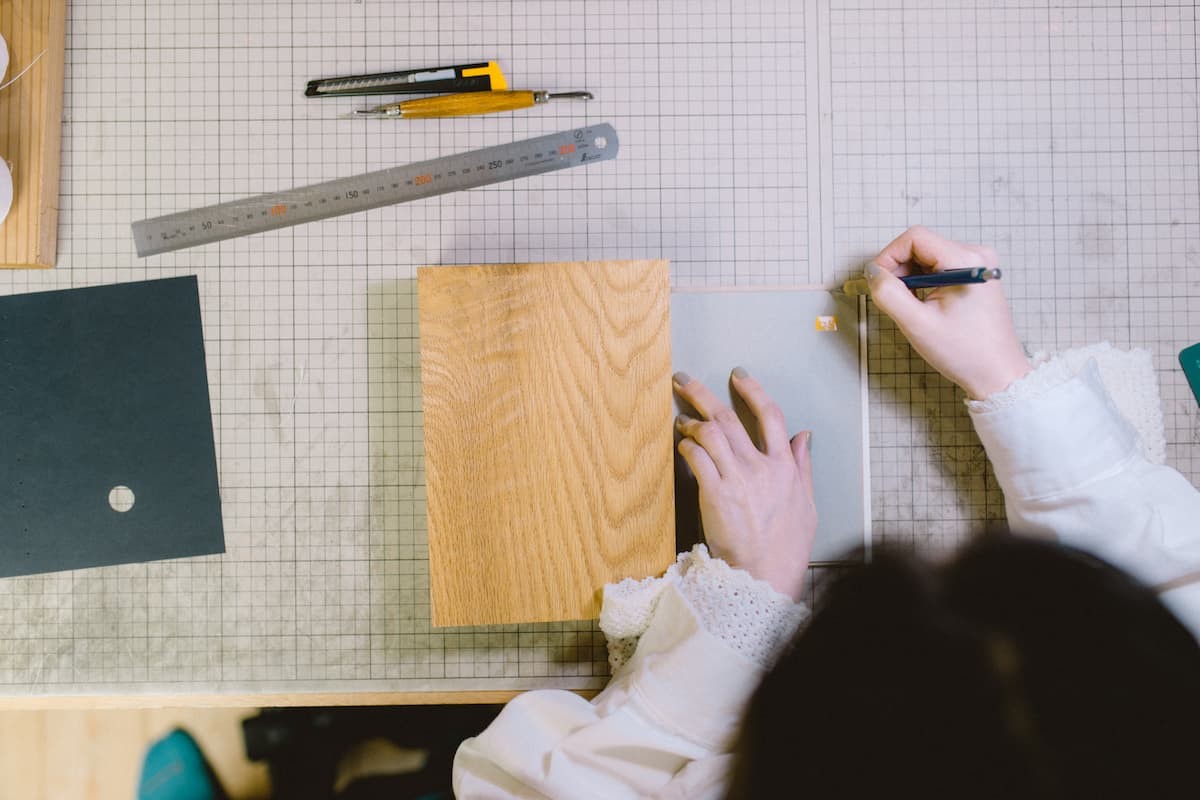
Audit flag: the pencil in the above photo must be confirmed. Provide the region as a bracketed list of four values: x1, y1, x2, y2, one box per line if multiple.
[839, 267, 1002, 297]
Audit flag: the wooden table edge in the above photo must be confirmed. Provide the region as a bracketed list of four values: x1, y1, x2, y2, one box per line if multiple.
[0, 689, 599, 710]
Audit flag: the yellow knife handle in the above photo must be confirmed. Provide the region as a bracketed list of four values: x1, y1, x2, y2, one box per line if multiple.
[399, 90, 538, 118]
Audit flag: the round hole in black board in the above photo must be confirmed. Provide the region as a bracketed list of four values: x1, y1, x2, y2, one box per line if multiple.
[108, 485, 135, 513]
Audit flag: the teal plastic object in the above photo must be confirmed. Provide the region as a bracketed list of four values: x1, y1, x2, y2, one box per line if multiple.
[138, 729, 226, 800]
[1181, 343, 1200, 407]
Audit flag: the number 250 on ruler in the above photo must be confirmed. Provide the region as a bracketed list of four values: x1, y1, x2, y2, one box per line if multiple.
[132, 124, 619, 257]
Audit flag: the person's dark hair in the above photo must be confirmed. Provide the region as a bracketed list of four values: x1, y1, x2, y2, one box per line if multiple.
[727, 534, 1200, 799]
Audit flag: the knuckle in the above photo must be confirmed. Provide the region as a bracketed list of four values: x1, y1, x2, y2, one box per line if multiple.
[713, 409, 739, 427]
[764, 404, 786, 427]
[695, 421, 721, 444]
[957, 243, 997, 267]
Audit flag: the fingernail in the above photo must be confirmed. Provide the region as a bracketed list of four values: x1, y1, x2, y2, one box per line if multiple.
[673, 371, 693, 386]
[864, 261, 883, 281]
[732, 366, 749, 380]
[804, 430, 813, 451]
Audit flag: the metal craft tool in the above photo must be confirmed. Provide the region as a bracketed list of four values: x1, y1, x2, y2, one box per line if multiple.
[352, 90, 593, 119]
[304, 61, 507, 97]
[131, 124, 619, 257]
[839, 266, 1002, 297]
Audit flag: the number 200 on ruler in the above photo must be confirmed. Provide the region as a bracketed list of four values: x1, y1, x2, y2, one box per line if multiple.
[132, 124, 619, 257]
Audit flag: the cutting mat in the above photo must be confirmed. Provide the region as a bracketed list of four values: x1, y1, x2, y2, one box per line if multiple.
[0, 0, 67, 268]
[0, 0, 1196, 699]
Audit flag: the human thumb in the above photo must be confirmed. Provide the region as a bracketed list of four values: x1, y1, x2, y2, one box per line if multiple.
[865, 261, 931, 332]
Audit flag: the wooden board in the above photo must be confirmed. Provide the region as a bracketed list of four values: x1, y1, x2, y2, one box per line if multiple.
[0, 689, 597, 710]
[0, 0, 66, 268]
[0, 690, 600, 714]
[418, 260, 676, 627]
[0, 708, 269, 799]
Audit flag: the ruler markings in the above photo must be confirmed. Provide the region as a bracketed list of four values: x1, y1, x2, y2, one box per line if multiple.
[132, 124, 619, 257]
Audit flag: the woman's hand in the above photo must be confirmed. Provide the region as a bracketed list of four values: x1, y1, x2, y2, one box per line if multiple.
[673, 368, 816, 602]
[867, 226, 1031, 400]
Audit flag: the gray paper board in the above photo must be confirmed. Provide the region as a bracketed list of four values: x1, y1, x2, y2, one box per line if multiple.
[671, 289, 869, 563]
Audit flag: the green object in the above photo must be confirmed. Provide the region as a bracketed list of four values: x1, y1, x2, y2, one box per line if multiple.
[138, 729, 227, 800]
[1182, 343, 1200, 406]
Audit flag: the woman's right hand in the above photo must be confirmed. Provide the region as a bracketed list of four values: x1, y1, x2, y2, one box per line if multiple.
[867, 226, 1031, 400]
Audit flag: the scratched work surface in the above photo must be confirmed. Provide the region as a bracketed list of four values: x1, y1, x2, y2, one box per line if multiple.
[0, 1, 1196, 695]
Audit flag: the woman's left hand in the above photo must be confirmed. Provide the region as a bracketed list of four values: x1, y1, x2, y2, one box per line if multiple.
[673, 368, 817, 602]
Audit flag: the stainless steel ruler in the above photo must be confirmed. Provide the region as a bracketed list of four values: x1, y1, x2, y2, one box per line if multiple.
[132, 123, 619, 257]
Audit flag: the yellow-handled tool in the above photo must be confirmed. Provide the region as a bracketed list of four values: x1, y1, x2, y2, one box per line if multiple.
[353, 90, 593, 118]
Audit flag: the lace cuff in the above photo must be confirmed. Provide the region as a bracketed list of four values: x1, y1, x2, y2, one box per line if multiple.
[600, 544, 809, 672]
[966, 342, 1165, 465]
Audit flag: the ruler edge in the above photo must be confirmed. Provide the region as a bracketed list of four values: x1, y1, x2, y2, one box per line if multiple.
[132, 123, 620, 258]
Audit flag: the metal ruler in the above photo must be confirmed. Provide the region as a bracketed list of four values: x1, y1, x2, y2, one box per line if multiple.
[132, 123, 619, 257]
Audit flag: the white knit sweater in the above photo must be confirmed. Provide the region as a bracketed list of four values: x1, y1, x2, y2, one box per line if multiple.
[455, 345, 1200, 800]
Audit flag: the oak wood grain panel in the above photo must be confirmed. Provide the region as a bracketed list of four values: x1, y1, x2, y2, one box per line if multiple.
[0, 0, 66, 268]
[418, 260, 675, 627]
